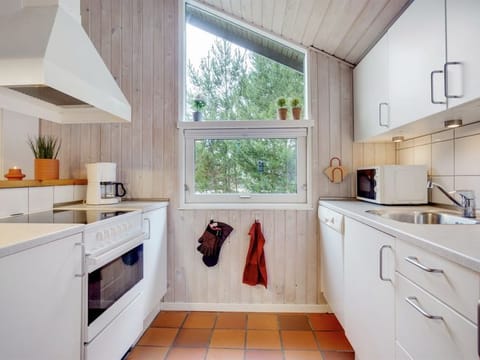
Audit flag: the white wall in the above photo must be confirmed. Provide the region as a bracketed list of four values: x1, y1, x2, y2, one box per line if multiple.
[397, 121, 480, 207]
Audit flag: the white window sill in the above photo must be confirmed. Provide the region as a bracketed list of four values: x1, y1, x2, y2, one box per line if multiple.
[179, 203, 314, 211]
[178, 119, 314, 130]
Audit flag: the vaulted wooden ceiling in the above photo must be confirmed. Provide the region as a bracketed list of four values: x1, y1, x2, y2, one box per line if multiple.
[193, 0, 412, 65]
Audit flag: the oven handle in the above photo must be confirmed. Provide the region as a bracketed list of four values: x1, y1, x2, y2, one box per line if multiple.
[86, 233, 144, 272]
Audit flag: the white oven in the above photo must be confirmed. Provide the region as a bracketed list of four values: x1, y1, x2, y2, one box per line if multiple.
[81, 210, 145, 360]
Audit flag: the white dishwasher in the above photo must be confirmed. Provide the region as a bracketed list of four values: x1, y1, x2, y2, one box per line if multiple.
[318, 205, 345, 324]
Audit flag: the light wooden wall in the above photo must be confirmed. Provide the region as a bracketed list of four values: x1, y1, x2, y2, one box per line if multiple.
[41, 0, 394, 306]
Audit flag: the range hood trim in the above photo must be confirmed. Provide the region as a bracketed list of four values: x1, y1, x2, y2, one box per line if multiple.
[0, 4, 131, 123]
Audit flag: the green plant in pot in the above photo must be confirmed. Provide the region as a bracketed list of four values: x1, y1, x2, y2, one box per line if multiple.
[290, 97, 302, 120]
[28, 135, 61, 180]
[192, 95, 206, 121]
[276, 97, 288, 120]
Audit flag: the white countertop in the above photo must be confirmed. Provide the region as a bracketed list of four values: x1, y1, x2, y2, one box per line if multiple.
[55, 200, 169, 212]
[319, 199, 480, 272]
[0, 223, 84, 258]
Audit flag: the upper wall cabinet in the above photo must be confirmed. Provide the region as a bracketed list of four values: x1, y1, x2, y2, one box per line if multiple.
[354, 0, 480, 142]
[446, 0, 480, 108]
[388, 0, 447, 128]
[354, 34, 389, 142]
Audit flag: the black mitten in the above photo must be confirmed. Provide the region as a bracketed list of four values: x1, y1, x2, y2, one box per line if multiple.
[197, 222, 220, 256]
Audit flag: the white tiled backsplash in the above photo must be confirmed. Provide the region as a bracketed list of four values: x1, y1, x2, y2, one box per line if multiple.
[0, 185, 86, 217]
[397, 121, 480, 207]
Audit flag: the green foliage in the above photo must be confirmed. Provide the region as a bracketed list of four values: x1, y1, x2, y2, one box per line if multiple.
[194, 139, 297, 194]
[290, 97, 301, 108]
[276, 97, 287, 108]
[28, 135, 61, 159]
[186, 35, 304, 194]
[192, 97, 206, 111]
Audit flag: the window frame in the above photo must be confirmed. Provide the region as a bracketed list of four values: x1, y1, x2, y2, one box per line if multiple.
[179, 1, 313, 210]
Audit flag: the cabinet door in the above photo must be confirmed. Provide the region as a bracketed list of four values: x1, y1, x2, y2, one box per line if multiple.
[319, 207, 345, 324]
[446, 0, 480, 108]
[0, 233, 83, 360]
[388, 0, 446, 128]
[344, 217, 395, 359]
[353, 33, 389, 142]
[143, 206, 168, 326]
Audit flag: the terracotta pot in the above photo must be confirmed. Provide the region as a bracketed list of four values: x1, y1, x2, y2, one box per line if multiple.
[277, 108, 288, 120]
[292, 107, 302, 120]
[34, 159, 59, 180]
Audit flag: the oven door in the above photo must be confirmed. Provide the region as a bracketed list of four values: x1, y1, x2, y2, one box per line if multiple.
[86, 236, 144, 343]
[357, 168, 377, 201]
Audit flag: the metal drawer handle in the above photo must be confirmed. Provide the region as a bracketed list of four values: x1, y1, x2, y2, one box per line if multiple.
[405, 296, 443, 320]
[404, 256, 444, 273]
[430, 70, 446, 104]
[144, 218, 151, 240]
[379, 245, 392, 282]
[444, 61, 463, 98]
[74, 242, 86, 278]
[378, 102, 389, 127]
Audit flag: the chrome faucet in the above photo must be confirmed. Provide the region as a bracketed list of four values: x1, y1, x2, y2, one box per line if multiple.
[427, 180, 476, 218]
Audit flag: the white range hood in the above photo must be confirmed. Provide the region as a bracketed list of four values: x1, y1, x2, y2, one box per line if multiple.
[0, 0, 131, 123]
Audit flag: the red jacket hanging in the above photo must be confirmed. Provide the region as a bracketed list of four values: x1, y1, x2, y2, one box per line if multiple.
[242, 221, 268, 288]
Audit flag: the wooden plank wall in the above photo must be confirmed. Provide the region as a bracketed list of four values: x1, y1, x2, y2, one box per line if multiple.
[40, 0, 395, 306]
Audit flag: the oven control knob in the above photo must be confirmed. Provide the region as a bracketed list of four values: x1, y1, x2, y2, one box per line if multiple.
[103, 229, 110, 241]
[96, 232, 103, 241]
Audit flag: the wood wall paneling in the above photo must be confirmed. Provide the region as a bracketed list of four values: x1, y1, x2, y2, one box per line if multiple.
[39, 0, 395, 307]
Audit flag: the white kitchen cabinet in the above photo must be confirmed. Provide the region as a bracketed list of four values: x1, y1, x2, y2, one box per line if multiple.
[353, 34, 390, 142]
[344, 217, 395, 360]
[142, 205, 168, 328]
[319, 206, 345, 324]
[445, 0, 480, 108]
[388, 0, 447, 128]
[395, 239, 479, 359]
[0, 232, 83, 360]
[396, 273, 477, 359]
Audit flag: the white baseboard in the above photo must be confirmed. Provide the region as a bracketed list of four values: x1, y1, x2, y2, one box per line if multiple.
[159, 302, 331, 313]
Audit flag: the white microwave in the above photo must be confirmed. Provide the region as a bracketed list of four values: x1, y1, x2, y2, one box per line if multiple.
[356, 165, 428, 205]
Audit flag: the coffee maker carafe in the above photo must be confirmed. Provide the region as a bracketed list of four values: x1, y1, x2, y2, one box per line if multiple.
[86, 162, 127, 204]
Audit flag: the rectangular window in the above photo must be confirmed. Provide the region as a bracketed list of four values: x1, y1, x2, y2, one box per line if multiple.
[182, 1, 310, 208]
[184, 128, 307, 204]
[185, 2, 305, 122]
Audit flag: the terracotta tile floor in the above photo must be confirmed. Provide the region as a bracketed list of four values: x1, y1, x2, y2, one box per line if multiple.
[127, 311, 354, 360]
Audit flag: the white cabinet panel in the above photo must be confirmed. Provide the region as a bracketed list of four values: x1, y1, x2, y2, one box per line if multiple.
[388, 0, 447, 128]
[397, 239, 479, 323]
[319, 206, 344, 324]
[0, 188, 28, 217]
[344, 217, 395, 359]
[142, 206, 168, 328]
[354, 34, 390, 142]
[446, 0, 480, 108]
[54, 185, 74, 204]
[28, 186, 54, 213]
[0, 233, 83, 360]
[396, 273, 477, 359]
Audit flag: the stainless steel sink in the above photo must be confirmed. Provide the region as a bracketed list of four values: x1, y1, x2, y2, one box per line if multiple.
[366, 209, 480, 225]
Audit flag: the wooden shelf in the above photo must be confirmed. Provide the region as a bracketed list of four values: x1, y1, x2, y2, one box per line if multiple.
[0, 179, 87, 189]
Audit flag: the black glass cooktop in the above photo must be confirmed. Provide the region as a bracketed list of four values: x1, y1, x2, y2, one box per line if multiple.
[0, 209, 131, 224]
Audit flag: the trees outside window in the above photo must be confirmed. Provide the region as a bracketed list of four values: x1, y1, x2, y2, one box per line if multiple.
[183, 3, 309, 206]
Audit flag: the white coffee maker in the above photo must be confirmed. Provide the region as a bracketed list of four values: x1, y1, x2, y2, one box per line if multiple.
[86, 162, 126, 205]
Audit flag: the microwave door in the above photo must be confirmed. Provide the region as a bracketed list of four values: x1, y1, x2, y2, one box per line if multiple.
[357, 170, 376, 200]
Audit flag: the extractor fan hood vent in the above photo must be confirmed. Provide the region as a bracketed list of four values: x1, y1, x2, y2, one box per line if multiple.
[0, 1, 131, 123]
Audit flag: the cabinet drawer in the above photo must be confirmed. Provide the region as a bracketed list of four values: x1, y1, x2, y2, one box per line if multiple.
[318, 206, 343, 233]
[396, 239, 479, 323]
[396, 273, 477, 360]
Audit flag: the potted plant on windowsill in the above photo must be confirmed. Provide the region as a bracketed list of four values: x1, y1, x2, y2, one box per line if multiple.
[290, 97, 302, 120]
[28, 135, 61, 180]
[192, 95, 206, 121]
[276, 97, 288, 120]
